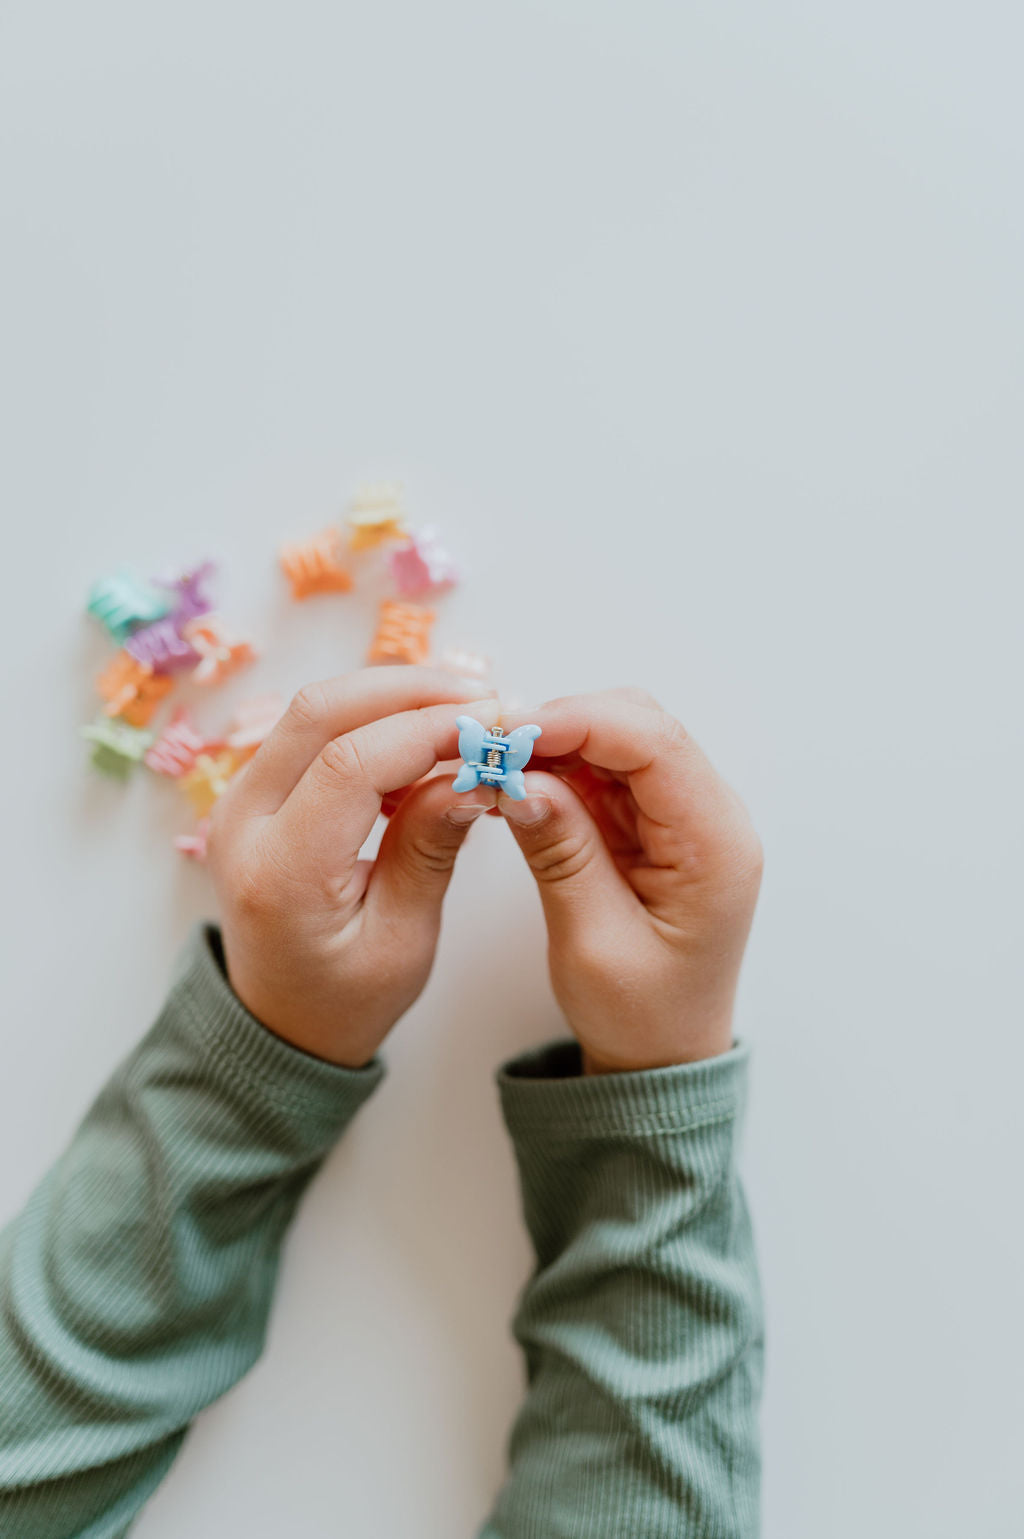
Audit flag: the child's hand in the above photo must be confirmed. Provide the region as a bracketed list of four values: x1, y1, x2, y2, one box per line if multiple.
[498, 690, 763, 1073]
[207, 668, 498, 1067]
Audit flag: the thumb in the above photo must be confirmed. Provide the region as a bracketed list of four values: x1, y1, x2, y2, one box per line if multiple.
[499, 769, 633, 945]
[366, 773, 494, 933]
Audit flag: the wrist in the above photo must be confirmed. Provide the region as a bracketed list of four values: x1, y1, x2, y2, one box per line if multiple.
[577, 1003, 736, 1075]
[188, 926, 386, 1117]
[219, 934, 386, 1070]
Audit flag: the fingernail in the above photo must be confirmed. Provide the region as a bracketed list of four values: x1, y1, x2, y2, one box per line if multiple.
[446, 803, 486, 825]
[501, 795, 550, 826]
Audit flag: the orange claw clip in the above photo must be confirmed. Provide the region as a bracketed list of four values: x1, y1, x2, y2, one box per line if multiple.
[367, 600, 436, 666]
[96, 651, 174, 726]
[279, 529, 353, 598]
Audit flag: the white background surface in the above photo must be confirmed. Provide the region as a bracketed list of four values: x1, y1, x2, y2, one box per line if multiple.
[1, 3, 1021, 1536]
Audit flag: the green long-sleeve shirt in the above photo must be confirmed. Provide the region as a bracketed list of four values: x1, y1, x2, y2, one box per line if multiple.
[0, 928, 762, 1537]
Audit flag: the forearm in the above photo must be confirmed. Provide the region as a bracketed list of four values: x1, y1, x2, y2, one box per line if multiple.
[0, 926, 382, 1539]
[482, 1040, 762, 1539]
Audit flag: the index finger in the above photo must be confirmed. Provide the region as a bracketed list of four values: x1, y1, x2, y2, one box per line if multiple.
[232, 667, 491, 816]
[502, 692, 731, 848]
[274, 697, 500, 880]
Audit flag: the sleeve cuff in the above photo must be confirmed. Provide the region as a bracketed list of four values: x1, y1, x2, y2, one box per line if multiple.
[498, 1037, 749, 1141]
[165, 924, 385, 1146]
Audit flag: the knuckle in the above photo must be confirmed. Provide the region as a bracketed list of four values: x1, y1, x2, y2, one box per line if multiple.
[528, 830, 596, 885]
[318, 733, 364, 785]
[404, 833, 457, 878]
[656, 713, 689, 755]
[287, 682, 330, 731]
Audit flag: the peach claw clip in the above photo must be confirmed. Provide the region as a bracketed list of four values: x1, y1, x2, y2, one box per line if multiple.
[279, 530, 354, 598]
[184, 616, 256, 686]
[367, 600, 436, 666]
[96, 652, 174, 726]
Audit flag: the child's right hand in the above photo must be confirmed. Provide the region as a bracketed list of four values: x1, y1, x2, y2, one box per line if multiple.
[206, 667, 498, 1068]
[498, 690, 763, 1074]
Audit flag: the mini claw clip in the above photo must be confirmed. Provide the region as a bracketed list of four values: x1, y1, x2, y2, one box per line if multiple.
[180, 750, 241, 816]
[82, 719, 155, 778]
[438, 644, 491, 683]
[175, 817, 210, 861]
[279, 530, 353, 598]
[453, 716, 541, 801]
[96, 651, 174, 726]
[388, 526, 459, 597]
[346, 483, 408, 550]
[225, 694, 284, 753]
[160, 562, 217, 625]
[183, 616, 256, 686]
[125, 616, 199, 673]
[87, 568, 172, 642]
[145, 709, 207, 777]
[367, 600, 435, 665]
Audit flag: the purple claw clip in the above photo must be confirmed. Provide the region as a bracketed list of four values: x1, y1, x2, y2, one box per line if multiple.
[125, 617, 199, 673]
[156, 562, 217, 625]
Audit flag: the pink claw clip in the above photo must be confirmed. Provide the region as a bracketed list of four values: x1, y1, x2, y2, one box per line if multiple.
[388, 526, 460, 597]
[145, 709, 207, 777]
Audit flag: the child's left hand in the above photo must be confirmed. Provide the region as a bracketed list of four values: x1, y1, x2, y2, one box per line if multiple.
[206, 667, 498, 1067]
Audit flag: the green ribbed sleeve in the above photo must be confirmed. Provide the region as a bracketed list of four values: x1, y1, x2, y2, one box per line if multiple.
[480, 1040, 762, 1539]
[0, 926, 383, 1539]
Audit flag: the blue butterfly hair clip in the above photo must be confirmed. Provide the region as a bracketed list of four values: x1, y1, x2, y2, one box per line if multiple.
[453, 715, 542, 801]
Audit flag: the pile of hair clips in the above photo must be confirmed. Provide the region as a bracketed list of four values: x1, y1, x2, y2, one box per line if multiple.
[83, 484, 488, 861]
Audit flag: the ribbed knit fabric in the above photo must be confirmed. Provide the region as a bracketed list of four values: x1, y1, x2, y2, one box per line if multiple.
[482, 1040, 762, 1538]
[0, 927, 383, 1538]
[0, 928, 762, 1538]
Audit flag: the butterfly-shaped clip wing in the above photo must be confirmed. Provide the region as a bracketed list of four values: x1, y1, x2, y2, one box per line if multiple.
[452, 716, 542, 801]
